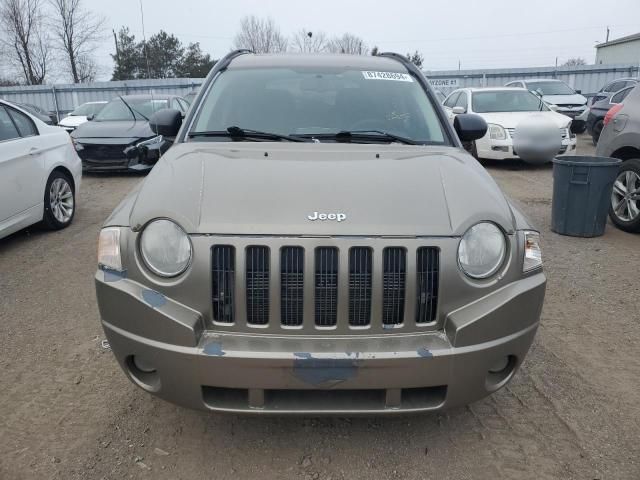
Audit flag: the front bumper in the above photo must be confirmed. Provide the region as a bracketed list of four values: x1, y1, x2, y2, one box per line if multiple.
[476, 136, 577, 161]
[76, 140, 169, 172]
[96, 271, 546, 414]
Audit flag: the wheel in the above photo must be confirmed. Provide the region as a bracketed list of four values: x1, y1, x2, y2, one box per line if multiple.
[609, 159, 640, 233]
[42, 171, 75, 230]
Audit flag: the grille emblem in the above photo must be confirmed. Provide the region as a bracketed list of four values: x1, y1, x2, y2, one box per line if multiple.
[307, 212, 347, 222]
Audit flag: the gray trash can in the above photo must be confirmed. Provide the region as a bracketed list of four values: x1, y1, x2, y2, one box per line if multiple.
[552, 156, 621, 237]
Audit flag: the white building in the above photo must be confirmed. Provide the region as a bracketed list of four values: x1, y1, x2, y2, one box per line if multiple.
[596, 33, 640, 65]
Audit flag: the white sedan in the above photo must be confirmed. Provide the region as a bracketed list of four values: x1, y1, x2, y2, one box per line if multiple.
[58, 101, 107, 133]
[443, 87, 577, 160]
[0, 100, 82, 240]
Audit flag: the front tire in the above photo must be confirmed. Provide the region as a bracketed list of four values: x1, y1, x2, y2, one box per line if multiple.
[609, 159, 640, 233]
[42, 171, 75, 230]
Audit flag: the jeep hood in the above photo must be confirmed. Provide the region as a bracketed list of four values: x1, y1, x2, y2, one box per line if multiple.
[128, 143, 516, 237]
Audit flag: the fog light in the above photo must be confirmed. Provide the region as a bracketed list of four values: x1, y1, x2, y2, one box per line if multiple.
[132, 355, 156, 373]
[486, 355, 517, 392]
[126, 356, 160, 392]
[489, 356, 510, 373]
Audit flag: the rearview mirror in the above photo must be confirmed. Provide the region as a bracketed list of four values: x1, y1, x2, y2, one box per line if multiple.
[452, 106, 466, 114]
[149, 108, 182, 137]
[575, 89, 582, 94]
[454, 114, 488, 142]
[86, 114, 94, 121]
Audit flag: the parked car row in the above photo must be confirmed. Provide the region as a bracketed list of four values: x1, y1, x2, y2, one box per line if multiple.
[442, 86, 576, 162]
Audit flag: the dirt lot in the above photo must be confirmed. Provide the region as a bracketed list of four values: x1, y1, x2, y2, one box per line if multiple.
[1, 135, 639, 480]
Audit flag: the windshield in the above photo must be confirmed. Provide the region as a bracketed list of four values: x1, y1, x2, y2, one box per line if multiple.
[71, 103, 105, 116]
[472, 90, 548, 113]
[526, 81, 574, 96]
[191, 67, 447, 144]
[95, 98, 168, 121]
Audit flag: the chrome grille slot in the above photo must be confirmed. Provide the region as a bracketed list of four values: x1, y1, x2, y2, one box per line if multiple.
[315, 247, 339, 326]
[382, 248, 407, 325]
[281, 247, 304, 326]
[246, 246, 270, 325]
[349, 247, 372, 326]
[212, 246, 235, 323]
[416, 247, 439, 324]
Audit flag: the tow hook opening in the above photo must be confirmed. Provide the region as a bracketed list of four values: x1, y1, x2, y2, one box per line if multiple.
[485, 355, 517, 392]
[126, 355, 161, 392]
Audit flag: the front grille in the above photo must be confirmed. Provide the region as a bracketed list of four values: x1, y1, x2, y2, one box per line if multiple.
[78, 143, 127, 164]
[210, 244, 440, 330]
[246, 246, 269, 325]
[211, 246, 235, 323]
[382, 248, 407, 325]
[315, 247, 338, 326]
[416, 248, 439, 323]
[507, 127, 569, 140]
[281, 247, 304, 326]
[349, 247, 372, 326]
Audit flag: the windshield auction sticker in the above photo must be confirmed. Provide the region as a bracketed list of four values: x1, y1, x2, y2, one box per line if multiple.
[362, 71, 413, 82]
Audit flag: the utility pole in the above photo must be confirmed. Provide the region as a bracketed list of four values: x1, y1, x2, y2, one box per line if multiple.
[458, 59, 461, 71]
[606, 26, 610, 43]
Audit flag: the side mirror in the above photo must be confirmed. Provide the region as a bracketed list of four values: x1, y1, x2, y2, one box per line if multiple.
[86, 114, 94, 121]
[575, 89, 582, 94]
[452, 106, 466, 115]
[454, 114, 488, 142]
[548, 104, 559, 112]
[149, 108, 182, 137]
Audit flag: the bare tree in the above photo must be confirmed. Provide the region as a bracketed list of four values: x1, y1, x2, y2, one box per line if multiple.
[75, 53, 97, 82]
[0, 0, 50, 85]
[233, 16, 287, 53]
[327, 33, 368, 55]
[48, 0, 105, 83]
[563, 57, 587, 67]
[291, 29, 328, 53]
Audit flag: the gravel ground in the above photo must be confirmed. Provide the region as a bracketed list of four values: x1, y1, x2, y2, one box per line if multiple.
[1, 135, 639, 480]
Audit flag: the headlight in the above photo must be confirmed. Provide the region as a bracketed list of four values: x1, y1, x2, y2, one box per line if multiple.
[136, 135, 164, 149]
[458, 222, 507, 279]
[139, 219, 192, 277]
[98, 227, 122, 271]
[488, 124, 506, 140]
[523, 231, 542, 272]
[72, 137, 84, 151]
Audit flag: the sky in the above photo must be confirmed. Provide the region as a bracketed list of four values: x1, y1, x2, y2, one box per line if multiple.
[6, 0, 640, 81]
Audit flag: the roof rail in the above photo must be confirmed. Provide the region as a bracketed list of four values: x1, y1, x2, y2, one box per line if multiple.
[376, 52, 422, 77]
[216, 49, 253, 72]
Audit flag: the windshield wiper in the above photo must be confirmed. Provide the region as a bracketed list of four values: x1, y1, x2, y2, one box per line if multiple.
[118, 96, 149, 121]
[323, 130, 419, 145]
[188, 126, 307, 142]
